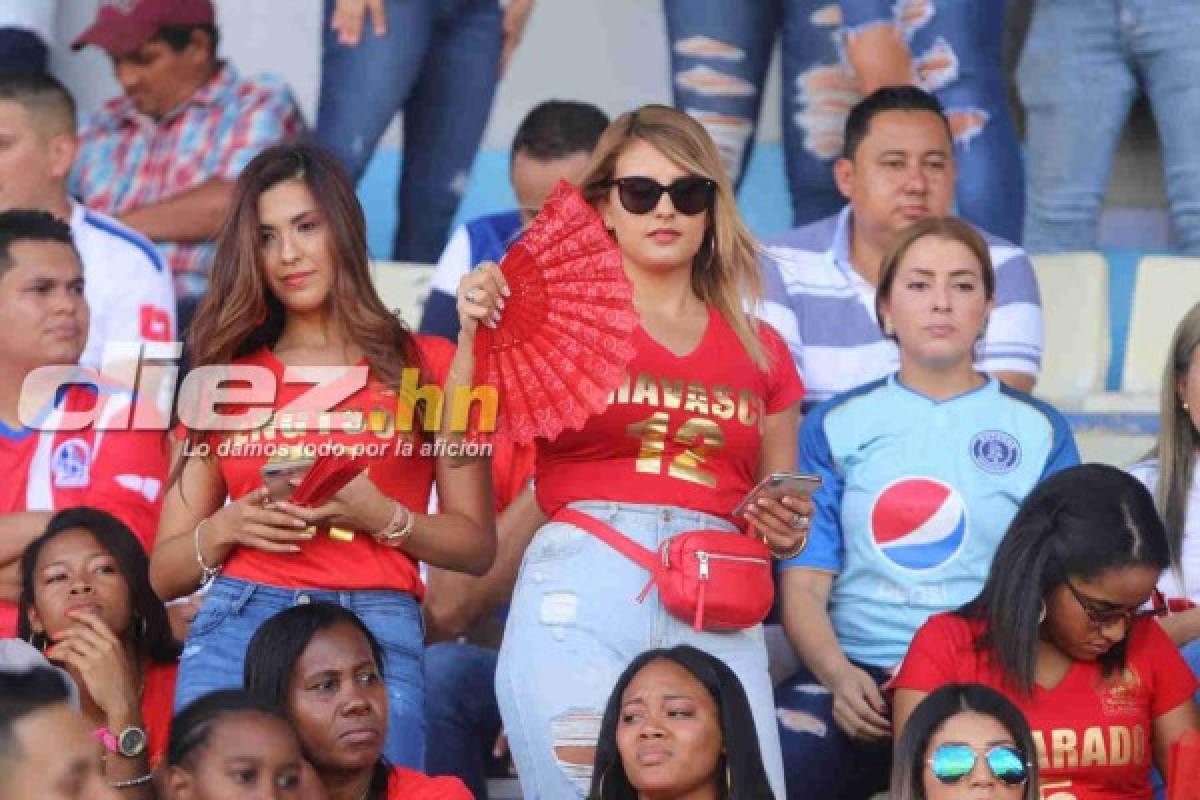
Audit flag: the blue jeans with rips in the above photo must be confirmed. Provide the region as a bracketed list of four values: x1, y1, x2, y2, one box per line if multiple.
[314, 0, 502, 262]
[174, 577, 427, 770]
[663, 0, 1024, 241]
[1019, 0, 1200, 254]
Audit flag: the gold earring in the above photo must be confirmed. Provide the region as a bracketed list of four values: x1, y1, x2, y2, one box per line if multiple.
[883, 318, 895, 336]
[1185, 402, 1191, 411]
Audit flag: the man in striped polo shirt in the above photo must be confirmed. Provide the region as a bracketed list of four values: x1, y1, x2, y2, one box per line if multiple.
[759, 86, 1042, 410]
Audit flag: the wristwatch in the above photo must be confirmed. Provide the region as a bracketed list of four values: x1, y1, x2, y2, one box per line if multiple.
[97, 725, 147, 758]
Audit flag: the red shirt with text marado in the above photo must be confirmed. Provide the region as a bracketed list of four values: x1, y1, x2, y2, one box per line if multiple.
[535, 310, 804, 520]
[207, 338, 453, 596]
[0, 384, 167, 636]
[892, 612, 1199, 800]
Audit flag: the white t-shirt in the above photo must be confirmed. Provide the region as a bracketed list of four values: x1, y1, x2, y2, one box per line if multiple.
[1129, 457, 1200, 602]
[0, 0, 55, 45]
[70, 202, 176, 370]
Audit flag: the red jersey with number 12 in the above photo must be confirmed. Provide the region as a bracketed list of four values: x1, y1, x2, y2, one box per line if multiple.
[535, 309, 803, 520]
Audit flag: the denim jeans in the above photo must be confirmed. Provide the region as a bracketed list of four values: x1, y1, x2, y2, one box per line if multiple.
[314, 0, 502, 262]
[494, 501, 786, 799]
[774, 660, 892, 800]
[174, 577, 427, 770]
[663, 0, 1024, 240]
[1019, 0, 1200, 254]
[424, 642, 503, 799]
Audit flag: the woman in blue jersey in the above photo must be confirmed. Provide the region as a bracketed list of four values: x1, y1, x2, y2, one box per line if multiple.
[772, 216, 1078, 799]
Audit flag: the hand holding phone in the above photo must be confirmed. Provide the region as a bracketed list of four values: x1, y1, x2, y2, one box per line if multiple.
[261, 458, 314, 502]
[733, 472, 821, 518]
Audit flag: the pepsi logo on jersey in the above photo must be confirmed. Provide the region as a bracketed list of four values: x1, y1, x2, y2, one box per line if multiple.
[869, 477, 967, 571]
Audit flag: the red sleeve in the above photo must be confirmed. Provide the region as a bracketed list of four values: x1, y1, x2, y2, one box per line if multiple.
[415, 335, 456, 387]
[891, 613, 972, 692]
[1137, 620, 1200, 718]
[83, 426, 168, 551]
[388, 767, 473, 799]
[759, 320, 804, 413]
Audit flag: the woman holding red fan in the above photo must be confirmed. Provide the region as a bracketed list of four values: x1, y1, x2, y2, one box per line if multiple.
[457, 104, 807, 798]
[148, 142, 496, 771]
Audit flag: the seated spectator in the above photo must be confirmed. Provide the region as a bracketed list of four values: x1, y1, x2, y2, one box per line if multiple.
[0, 0, 54, 72]
[775, 216, 1077, 799]
[314, 0, 533, 263]
[1019, 3, 1200, 255]
[70, 0, 304, 316]
[0, 664, 107, 800]
[1130, 301, 1200, 686]
[0, 211, 168, 636]
[18, 508, 181, 794]
[891, 684, 1039, 800]
[759, 86, 1042, 409]
[589, 645, 775, 800]
[244, 602, 471, 800]
[164, 689, 305, 800]
[893, 464, 1200, 799]
[419, 99, 610, 340]
[0, 70, 175, 369]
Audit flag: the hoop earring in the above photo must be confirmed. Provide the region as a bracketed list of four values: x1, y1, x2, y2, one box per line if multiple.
[1038, 600, 1047, 625]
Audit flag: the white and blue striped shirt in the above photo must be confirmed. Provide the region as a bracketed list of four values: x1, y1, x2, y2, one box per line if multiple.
[758, 207, 1043, 409]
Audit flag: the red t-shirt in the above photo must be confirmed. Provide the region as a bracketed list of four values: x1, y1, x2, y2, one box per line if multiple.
[535, 310, 803, 521]
[141, 660, 177, 768]
[205, 337, 454, 596]
[0, 385, 167, 636]
[893, 612, 1199, 800]
[387, 766, 472, 799]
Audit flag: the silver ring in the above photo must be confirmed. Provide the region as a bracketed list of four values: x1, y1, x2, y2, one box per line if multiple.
[790, 513, 809, 531]
[465, 287, 482, 303]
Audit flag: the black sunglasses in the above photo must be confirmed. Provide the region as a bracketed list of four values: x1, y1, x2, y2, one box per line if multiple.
[604, 176, 715, 216]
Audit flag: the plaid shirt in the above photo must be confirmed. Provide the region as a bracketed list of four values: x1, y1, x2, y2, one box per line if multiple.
[70, 63, 305, 303]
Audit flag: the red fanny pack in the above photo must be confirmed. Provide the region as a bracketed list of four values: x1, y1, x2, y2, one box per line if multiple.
[553, 508, 774, 632]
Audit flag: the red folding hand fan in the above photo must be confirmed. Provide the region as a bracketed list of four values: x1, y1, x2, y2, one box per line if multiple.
[472, 181, 637, 444]
[289, 453, 368, 507]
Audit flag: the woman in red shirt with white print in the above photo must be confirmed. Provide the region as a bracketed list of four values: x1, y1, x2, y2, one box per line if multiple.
[148, 142, 495, 771]
[892, 464, 1200, 799]
[456, 104, 809, 798]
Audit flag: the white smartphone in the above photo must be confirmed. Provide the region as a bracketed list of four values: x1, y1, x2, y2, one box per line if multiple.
[732, 472, 822, 518]
[260, 458, 314, 502]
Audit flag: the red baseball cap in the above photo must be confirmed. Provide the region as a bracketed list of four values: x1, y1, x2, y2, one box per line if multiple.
[72, 0, 216, 57]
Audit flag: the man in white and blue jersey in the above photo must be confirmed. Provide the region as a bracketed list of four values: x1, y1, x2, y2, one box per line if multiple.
[758, 86, 1042, 409]
[419, 100, 609, 341]
[0, 71, 174, 370]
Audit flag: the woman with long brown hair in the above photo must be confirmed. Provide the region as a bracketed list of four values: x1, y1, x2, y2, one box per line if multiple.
[148, 141, 495, 771]
[456, 104, 809, 797]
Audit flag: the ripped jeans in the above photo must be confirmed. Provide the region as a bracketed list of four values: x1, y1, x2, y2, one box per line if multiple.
[774, 660, 892, 799]
[494, 502, 786, 798]
[663, 0, 1024, 241]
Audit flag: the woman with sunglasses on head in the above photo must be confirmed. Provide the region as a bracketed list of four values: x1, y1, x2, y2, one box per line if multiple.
[892, 464, 1200, 799]
[1129, 301, 1200, 684]
[892, 684, 1038, 800]
[18, 507, 181, 797]
[244, 602, 471, 800]
[773, 216, 1078, 799]
[148, 142, 496, 770]
[589, 645, 775, 800]
[456, 104, 807, 797]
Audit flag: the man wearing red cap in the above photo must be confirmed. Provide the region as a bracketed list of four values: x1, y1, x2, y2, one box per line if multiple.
[69, 0, 304, 319]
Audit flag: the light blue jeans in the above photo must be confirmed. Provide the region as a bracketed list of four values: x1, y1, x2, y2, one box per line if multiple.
[314, 0, 503, 262]
[174, 577, 427, 769]
[494, 501, 786, 798]
[1019, 0, 1200, 254]
[663, 0, 1024, 240]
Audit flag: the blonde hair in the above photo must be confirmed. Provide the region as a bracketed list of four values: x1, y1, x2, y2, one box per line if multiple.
[577, 105, 767, 369]
[1151, 301, 1200, 577]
